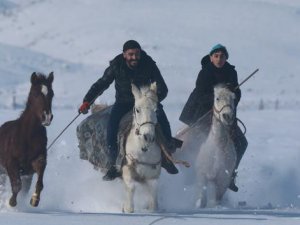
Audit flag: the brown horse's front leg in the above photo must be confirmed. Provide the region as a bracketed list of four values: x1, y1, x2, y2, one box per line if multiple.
[6, 161, 22, 207]
[30, 155, 46, 207]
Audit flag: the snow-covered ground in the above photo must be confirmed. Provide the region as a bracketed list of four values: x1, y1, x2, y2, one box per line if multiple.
[0, 0, 300, 224]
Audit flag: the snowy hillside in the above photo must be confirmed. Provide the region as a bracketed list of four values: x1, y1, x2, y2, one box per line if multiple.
[1, 0, 300, 110]
[0, 0, 300, 224]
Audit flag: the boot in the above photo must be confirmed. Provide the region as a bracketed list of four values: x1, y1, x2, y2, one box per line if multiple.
[172, 137, 183, 148]
[102, 146, 121, 181]
[228, 171, 238, 192]
[102, 166, 121, 181]
[167, 137, 183, 153]
[161, 154, 178, 174]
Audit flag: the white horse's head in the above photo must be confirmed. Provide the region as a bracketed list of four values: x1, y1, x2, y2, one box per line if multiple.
[132, 82, 158, 149]
[213, 84, 236, 126]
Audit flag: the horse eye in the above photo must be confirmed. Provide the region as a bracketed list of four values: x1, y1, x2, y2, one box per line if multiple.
[216, 98, 220, 101]
[136, 108, 140, 113]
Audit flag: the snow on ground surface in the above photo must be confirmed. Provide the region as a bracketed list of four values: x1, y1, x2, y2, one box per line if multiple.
[0, 0, 300, 224]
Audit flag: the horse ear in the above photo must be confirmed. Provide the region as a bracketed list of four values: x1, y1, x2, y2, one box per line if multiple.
[131, 83, 141, 99]
[150, 82, 157, 93]
[31, 72, 38, 84]
[48, 72, 54, 83]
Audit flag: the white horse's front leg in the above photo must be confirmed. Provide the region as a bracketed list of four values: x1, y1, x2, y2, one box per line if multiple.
[206, 180, 217, 208]
[144, 179, 158, 212]
[122, 166, 135, 213]
[196, 175, 207, 208]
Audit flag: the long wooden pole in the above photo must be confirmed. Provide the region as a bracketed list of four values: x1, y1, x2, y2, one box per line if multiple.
[177, 68, 259, 137]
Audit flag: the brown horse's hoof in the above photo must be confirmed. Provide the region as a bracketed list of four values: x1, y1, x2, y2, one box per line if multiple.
[9, 198, 17, 207]
[30, 194, 40, 207]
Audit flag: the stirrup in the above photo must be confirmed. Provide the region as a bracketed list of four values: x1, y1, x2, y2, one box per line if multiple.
[161, 156, 178, 174]
[228, 171, 239, 192]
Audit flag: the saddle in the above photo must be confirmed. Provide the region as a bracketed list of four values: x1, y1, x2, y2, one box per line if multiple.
[77, 105, 127, 171]
[76, 105, 176, 172]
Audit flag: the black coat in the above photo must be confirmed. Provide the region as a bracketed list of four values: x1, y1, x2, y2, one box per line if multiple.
[83, 51, 168, 104]
[179, 55, 241, 126]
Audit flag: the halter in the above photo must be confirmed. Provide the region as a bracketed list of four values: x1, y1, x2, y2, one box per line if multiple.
[213, 104, 235, 123]
[133, 107, 156, 136]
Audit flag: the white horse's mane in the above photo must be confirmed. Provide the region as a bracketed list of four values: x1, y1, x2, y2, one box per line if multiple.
[214, 83, 235, 100]
[138, 85, 158, 102]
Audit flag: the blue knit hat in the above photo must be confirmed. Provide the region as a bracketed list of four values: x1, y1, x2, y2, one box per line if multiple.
[209, 44, 229, 59]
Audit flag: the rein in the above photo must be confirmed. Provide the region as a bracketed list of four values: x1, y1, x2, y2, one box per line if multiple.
[237, 118, 247, 135]
[213, 104, 247, 135]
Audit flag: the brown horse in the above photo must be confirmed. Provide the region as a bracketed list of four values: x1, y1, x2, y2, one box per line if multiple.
[0, 72, 54, 207]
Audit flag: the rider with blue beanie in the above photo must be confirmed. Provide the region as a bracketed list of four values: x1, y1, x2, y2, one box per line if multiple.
[179, 44, 248, 192]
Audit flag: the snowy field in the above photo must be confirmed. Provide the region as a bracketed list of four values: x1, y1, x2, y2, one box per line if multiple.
[0, 0, 300, 224]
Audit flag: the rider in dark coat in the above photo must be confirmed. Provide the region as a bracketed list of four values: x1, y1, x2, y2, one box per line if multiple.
[179, 44, 247, 192]
[79, 40, 181, 181]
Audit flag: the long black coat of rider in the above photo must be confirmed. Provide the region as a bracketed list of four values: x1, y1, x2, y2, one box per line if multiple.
[179, 54, 241, 126]
[179, 44, 247, 192]
[79, 40, 180, 181]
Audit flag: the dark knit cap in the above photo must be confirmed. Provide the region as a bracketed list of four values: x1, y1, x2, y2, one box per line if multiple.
[209, 44, 229, 59]
[123, 40, 141, 52]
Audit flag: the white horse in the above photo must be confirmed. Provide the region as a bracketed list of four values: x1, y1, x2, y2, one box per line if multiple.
[196, 83, 237, 208]
[122, 82, 161, 213]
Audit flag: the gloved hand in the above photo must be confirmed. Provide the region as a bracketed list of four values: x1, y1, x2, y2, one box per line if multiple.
[79, 101, 90, 114]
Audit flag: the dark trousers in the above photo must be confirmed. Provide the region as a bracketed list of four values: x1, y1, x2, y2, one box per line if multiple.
[232, 125, 248, 169]
[107, 102, 132, 163]
[156, 103, 172, 141]
[107, 102, 172, 164]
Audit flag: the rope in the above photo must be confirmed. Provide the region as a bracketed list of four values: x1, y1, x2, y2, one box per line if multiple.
[155, 125, 190, 168]
[47, 93, 102, 152]
[47, 112, 81, 151]
[159, 142, 190, 168]
[237, 118, 247, 135]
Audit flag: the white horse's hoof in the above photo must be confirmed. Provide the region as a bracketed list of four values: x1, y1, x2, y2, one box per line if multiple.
[195, 198, 204, 208]
[122, 205, 134, 213]
[146, 204, 157, 212]
[207, 200, 217, 208]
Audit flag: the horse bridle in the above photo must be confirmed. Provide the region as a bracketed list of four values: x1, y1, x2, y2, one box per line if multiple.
[133, 107, 156, 136]
[213, 104, 235, 123]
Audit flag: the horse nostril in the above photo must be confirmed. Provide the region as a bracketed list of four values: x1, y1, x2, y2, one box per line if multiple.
[223, 113, 230, 121]
[50, 114, 54, 121]
[144, 134, 148, 142]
